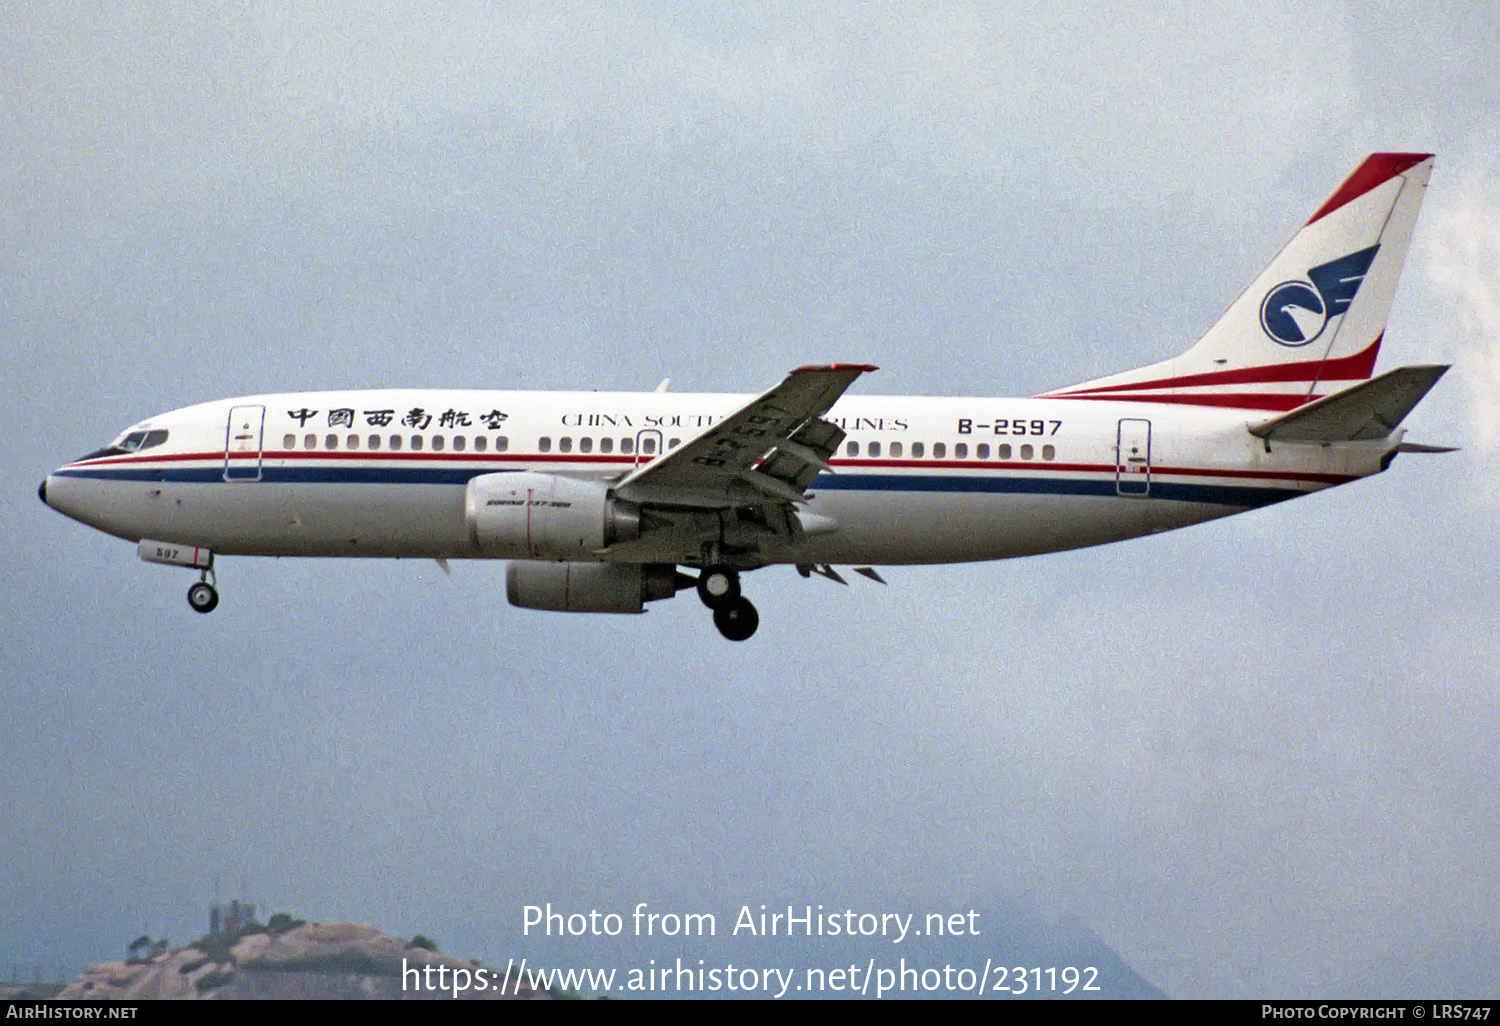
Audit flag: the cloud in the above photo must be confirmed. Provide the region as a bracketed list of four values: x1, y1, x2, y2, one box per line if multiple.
[1426, 146, 1500, 463]
[883, 534, 1500, 997]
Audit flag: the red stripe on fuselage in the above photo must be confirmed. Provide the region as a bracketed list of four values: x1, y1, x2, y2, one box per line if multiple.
[68, 449, 644, 469]
[829, 458, 1350, 485]
[66, 449, 1355, 487]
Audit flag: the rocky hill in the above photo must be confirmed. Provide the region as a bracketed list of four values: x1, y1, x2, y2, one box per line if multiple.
[58, 921, 552, 1001]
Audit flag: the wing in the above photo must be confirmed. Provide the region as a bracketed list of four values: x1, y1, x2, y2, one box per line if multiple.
[614, 363, 876, 508]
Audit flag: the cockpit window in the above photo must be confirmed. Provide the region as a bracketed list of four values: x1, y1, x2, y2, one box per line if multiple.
[119, 430, 169, 453]
[75, 429, 168, 462]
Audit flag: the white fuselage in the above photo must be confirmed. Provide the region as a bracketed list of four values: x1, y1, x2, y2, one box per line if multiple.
[42, 388, 1388, 568]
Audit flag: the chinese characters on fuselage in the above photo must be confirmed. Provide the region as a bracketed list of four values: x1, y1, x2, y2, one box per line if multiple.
[286, 408, 509, 430]
[284, 407, 927, 434]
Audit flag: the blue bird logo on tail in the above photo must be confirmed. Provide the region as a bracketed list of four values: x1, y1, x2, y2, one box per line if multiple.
[1259, 245, 1380, 346]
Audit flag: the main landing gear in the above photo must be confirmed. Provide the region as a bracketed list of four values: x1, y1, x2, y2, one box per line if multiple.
[187, 569, 219, 614]
[697, 565, 758, 641]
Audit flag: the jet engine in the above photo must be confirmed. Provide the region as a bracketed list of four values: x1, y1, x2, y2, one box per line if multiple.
[505, 561, 685, 613]
[465, 471, 639, 559]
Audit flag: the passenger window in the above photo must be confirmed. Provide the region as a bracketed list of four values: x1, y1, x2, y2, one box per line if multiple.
[621, 437, 634, 455]
[669, 438, 681, 449]
[390, 435, 403, 451]
[642, 437, 657, 455]
[933, 442, 946, 458]
[346, 434, 359, 450]
[1042, 444, 1056, 461]
[579, 437, 593, 453]
[954, 443, 966, 458]
[1021, 443, 1034, 460]
[324, 434, 337, 450]
[473, 436, 487, 453]
[600, 437, 613, 454]
[977, 443, 990, 459]
[496, 436, 509, 452]
[453, 435, 466, 452]
[435, 435, 447, 452]
[846, 441, 860, 457]
[283, 434, 295, 449]
[869, 441, 881, 457]
[911, 442, 925, 458]
[890, 442, 903, 457]
[998, 443, 1011, 459]
[368, 435, 381, 450]
[411, 435, 424, 451]
[304, 434, 317, 449]
[539, 437, 552, 453]
[559, 437, 573, 453]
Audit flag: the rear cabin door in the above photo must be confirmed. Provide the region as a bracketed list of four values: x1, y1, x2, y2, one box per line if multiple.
[1115, 418, 1152, 497]
[224, 405, 266, 482]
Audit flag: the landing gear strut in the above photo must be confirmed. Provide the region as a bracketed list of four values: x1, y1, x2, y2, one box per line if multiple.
[695, 564, 758, 641]
[187, 569, 219, 614]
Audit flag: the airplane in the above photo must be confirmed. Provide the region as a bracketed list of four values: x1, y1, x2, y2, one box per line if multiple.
[39, 153, 1453, 641]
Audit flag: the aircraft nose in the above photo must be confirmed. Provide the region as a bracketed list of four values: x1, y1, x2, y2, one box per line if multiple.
[38, 477, 48, 506]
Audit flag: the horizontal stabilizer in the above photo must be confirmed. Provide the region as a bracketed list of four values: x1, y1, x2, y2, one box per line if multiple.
[1249, 365, 1449, 443]
[1394, 441, 1458, 454]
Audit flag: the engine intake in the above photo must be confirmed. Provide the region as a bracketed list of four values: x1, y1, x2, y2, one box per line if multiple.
[465, 472, 638, 559]
[506, 561, 684, 614]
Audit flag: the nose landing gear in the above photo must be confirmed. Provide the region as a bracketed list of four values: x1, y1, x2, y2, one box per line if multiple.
[696, 564, 758, 641]
[187, 569, 219, 614]
[137, 541, 220, 615]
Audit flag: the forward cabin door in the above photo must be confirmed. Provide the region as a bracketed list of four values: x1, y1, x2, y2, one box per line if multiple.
[224, 405, 266, 482]
[1115, 418, 1151, 497]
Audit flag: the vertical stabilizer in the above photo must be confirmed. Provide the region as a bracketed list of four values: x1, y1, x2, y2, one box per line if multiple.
[1045, 154, 1433, 411]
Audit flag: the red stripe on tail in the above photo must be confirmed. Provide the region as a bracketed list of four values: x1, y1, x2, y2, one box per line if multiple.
[1305, 154, 1430, 225]
[1049, 392, 1318, 411]
[1053, 334, 1383, 397]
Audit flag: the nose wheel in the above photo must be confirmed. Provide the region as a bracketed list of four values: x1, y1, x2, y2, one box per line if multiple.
[187, 571, 219, 614]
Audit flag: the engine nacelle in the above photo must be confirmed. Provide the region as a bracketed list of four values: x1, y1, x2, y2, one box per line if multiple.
[505, 561, 683, 614]
[465, 471, 639, 559]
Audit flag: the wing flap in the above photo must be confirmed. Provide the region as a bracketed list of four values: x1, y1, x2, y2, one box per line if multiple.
[756, 417, 846, 492]
[1249, 364, 1449, 443]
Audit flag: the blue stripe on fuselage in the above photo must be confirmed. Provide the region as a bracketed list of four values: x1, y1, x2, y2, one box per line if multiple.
[54, 462, 1305, 508]
[815, 472, 1300, 507]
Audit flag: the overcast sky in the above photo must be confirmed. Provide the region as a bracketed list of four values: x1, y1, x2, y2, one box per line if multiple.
[4, 1, 1497, 999]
